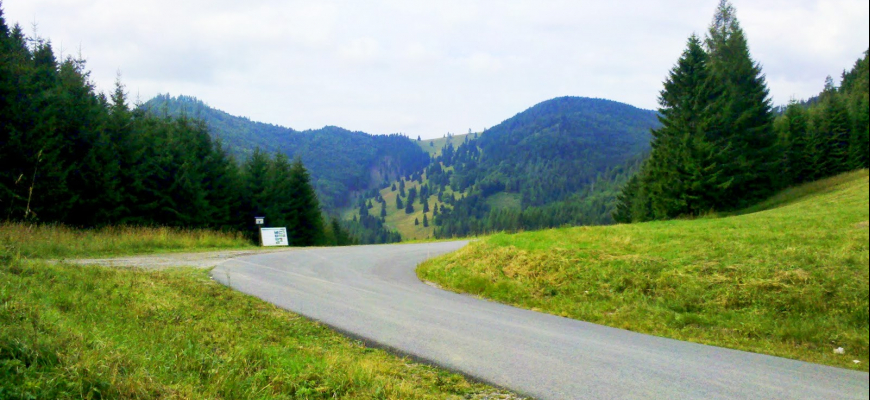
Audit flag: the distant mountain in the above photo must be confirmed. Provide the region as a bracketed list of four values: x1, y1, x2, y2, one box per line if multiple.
[349, 96, 660, 239]
[143, 95, 430, 210]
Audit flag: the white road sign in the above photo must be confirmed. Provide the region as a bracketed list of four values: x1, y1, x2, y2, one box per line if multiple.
[260, 227, 289, 247]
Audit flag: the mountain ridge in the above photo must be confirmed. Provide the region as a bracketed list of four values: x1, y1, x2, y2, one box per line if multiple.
[143, 94, 430, 210]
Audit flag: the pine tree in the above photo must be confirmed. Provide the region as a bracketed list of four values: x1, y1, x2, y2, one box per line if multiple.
[380, 201, 387, 218]
[646, 34, 722, 218]
[396, 196, 404, 210]
[849, 103, 869, 169]
[414, 217, 419, 226]
[405, 199, 415, 214]
[241, 148, 272, 234]
[819, 78, 852, 175]
[423, 213, 429, 227]
[704, 0, 776, 209]
[783, 102, 812, 184]
[616, 34, 722, 221]
[287, 157, 324, 246]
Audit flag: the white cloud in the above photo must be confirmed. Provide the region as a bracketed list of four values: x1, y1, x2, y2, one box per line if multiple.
[464, 52, 503, 73]
[338, 37, 381, 63]
[3, 0, 868, 139]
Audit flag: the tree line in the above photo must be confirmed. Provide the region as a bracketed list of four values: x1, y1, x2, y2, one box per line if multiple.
[145, 94, 432, 210]
[0, 8, 352, 246]
[614, 1, 869, 223]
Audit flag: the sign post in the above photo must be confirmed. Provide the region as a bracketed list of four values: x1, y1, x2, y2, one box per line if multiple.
[254, 216, 266, 246]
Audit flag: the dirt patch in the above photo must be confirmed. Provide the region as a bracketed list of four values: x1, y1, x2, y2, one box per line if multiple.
[57, 248, 299, 270]
[856, 221, 869, 229]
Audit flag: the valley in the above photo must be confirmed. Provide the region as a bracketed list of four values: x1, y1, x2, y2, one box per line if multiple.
[2, 1, 868, 399]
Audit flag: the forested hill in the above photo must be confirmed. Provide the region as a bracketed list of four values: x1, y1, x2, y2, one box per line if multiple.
[467, 97, 657, 206]
[143, 95, 430, 209]
[349, 96, 660, 239]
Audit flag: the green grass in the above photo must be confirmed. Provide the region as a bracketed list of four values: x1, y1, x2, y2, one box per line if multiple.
[0, 223, 255, 259]
[485, 193, 521, 211]
[418, 170, 869, 371]
[345, 170, 469, 241]
[0, 258, 516, 399]
[418, 133, 473, 157]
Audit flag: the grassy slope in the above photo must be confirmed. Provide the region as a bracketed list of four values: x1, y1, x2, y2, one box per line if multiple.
[344, 169, 467, 241]
[0, 261, 512, 399]
[0, 223, 255, 259]
[0, 225, 519, 399]
[419, 170, 869, 371]
[418, 133, 472, 158]
[343, 133, 479, 240]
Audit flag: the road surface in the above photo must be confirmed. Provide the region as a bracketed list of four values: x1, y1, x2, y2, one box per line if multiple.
[211, 241, 869, 400]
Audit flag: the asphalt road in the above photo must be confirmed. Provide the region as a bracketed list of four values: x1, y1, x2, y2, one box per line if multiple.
[211, 241, 869, 400]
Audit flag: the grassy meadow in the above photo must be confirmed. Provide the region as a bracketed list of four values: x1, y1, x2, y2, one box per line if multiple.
[418, 133, 473, 157]
[418, 170, 870, 370]
[0, 223, 255, 259]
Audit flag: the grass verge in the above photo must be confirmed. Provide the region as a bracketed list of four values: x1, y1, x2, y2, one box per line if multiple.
[418, 170, 869, 371]
[0, 223, 254, 259]
[0, 257, 517, 399]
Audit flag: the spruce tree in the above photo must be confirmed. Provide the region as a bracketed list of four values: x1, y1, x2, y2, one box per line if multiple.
[288, 157, 324, 246]
[783, 102, 812, 184]
[241, 148, 271, 234]
[704, 0, 776, 209]
[263, 153, 295, 230]
[849, 98, 869, 169]
[644, 34, 722, 218]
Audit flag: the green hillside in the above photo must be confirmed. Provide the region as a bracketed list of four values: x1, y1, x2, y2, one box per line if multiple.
[419, 170, 869, 370]
[144, 95, 430, 209]
[418, 133, 474, 157]
[349, 97, 656, 240]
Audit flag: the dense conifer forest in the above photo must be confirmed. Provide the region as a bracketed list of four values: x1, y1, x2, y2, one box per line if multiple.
[0, 8, 353, 246]
[144, 95, 431, 210]
[353, 97, 658, 239]
[429, 97, 657, 237]
[613, 1, 869, 223]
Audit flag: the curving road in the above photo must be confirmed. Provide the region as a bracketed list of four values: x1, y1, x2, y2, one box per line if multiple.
[211, 241, 869, 400]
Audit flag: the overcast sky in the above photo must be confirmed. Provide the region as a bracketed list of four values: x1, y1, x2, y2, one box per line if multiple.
[4, 0, 868, 139]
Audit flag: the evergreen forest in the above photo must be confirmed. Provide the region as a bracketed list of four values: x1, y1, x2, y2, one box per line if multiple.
[2, 0, 867, 244]
[613, 1, 869, 223]
[0, 8, 353, 246]
[144, 95, 431, 210]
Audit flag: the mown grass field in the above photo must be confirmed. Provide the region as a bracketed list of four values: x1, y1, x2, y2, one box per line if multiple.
[0, 234, 518, 399]
[0, 223, 254, 259]
[418, 170, 869, 371]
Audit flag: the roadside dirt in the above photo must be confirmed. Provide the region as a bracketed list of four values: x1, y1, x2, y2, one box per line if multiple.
[61, 248, 298, 270]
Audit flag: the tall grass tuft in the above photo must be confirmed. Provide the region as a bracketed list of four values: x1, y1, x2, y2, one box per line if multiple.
[0, 222, 253, 259]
